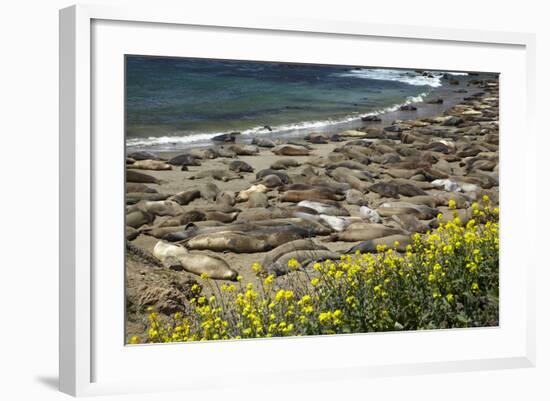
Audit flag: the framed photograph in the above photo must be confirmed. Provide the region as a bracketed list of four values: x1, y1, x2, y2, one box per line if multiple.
[59, 4, 536, 396]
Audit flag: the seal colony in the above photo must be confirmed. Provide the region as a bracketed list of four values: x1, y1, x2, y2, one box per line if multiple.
[125, 75, 499, 341]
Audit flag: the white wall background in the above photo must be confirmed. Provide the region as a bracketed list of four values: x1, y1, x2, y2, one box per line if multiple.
[0, 0, 547, 399]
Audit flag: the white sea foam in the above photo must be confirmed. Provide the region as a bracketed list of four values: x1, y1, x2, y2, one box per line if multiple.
[337, 68, 443, 88]
[127, 92, 430, 149]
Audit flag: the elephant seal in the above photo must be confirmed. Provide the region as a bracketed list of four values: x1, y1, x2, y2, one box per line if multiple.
[236, 184, 269, 202]
[155, 210, 207, 227]
[189, 169, 242, 182]
[247, 192, 269, 208]
[297, 200, 349, 216]
[270, 158, 300, 170]
[126, 192, 170, 205]
[261, 239, 329, 268]
[128, 151, 160, 161]
[216, 190, 236, 207]
[184, 231, 270, 253]
[126, 170, 162, 184]
[128, 160, 172, 171]
[228, 160, 254, 173]
[129, 200, 184, 217]
[256, 169, 290, 184]
[280, 189, 345, 203]
[338, 130, 368, 138]
[126, 183, 157, 193]
[126, 209, 154, 228]
[359, 206, 382, 223]
[169, 189, 201, 205]
[260, 174, 284, 188]
[251, 137, 276, 148]
[272, 144, 310, 156]
[378, 202, 439, 220]
[345, 189, 368, 206]
[153, 241, 237, 281]
[346, 234, 412, 253]
[167, 153, 201, 166]
[369, 182, 400, 198]
[330, 223, 405, 242]
[229, 144, 259, 156]
[204, 211, 239, 223]
[267, 249, 341, 276]
[329, 168, 370, 193]
[199, 182, 220, 202]
[126, 226, 140, 241]
[212, 133, 237, 143]
[391, 214, 431, 233]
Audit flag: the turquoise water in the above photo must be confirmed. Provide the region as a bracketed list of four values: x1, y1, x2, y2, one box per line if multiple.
[125, 56, 464, 148]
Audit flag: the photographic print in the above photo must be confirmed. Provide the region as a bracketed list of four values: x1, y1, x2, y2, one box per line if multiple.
[125, 56, 499, 344]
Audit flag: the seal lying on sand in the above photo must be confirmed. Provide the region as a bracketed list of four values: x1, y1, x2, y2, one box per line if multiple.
[228, 160, 254, 173]
[267, 249, 341, 276]
[126, 170, 162, 184]
[272, 144, 310, 156]
[189, 169, 242, 182]
[184, 231, 270, 253]
[346, 234, 412, 253]
[167, 154, 201, 166]
[126, 183, 158, 193]
[236, 184, 269, 202]
[329, 223, 405, 242]
[270, 158, 300, 170]
[280, 189, 345, 203]
[261, 239, 329, 268]
[128, 160, 172, 171]
[153, 241, 237, 281]
[169, 189, 201, 205]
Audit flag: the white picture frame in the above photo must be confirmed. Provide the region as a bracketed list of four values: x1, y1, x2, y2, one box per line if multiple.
[59, 4, 536, 397]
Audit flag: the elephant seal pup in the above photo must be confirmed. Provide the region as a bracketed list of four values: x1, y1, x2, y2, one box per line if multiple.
[126, 170, 162, 184]
[229, 144, 259, 156]
[199, 182, 220, 202]
[247, 192, 269, 208]
[338, 129, 368, 138]
[184, 231, 270, 253]
[216, 191, 236, 207]
[297, 200, 349, 216]
[153, 241, 237, 281]
[272, 144, 310, 156]
[270, 158, 300, 170]
[392, 182, 428, 197]
[236, 184, 269, 202]
[330, 224, 405, 242]
[126, 183, 158, 193]
[169, 189, 201, 205]
[359, 206, 382, 223]
[189, 169, 242, 182]
[268, 250, 341, 276]
[261, 239, 329, 268]
[126, 209, 154, 229]
[228, 160, 254, 173]
[167, 153, 201, 166]
[346, 234, 412, 254]
[128, 160, 172, 171]
[329, 168, 370, 193]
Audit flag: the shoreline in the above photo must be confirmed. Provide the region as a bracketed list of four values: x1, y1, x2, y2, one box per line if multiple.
[126, 75, 486, 153]
[125, 76, 499, 342]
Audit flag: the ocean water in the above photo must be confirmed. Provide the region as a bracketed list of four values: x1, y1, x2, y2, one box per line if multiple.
[125, 56, 468, 149]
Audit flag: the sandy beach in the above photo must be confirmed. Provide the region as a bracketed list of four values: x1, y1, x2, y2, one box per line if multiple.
[125, 76, 499, 342]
